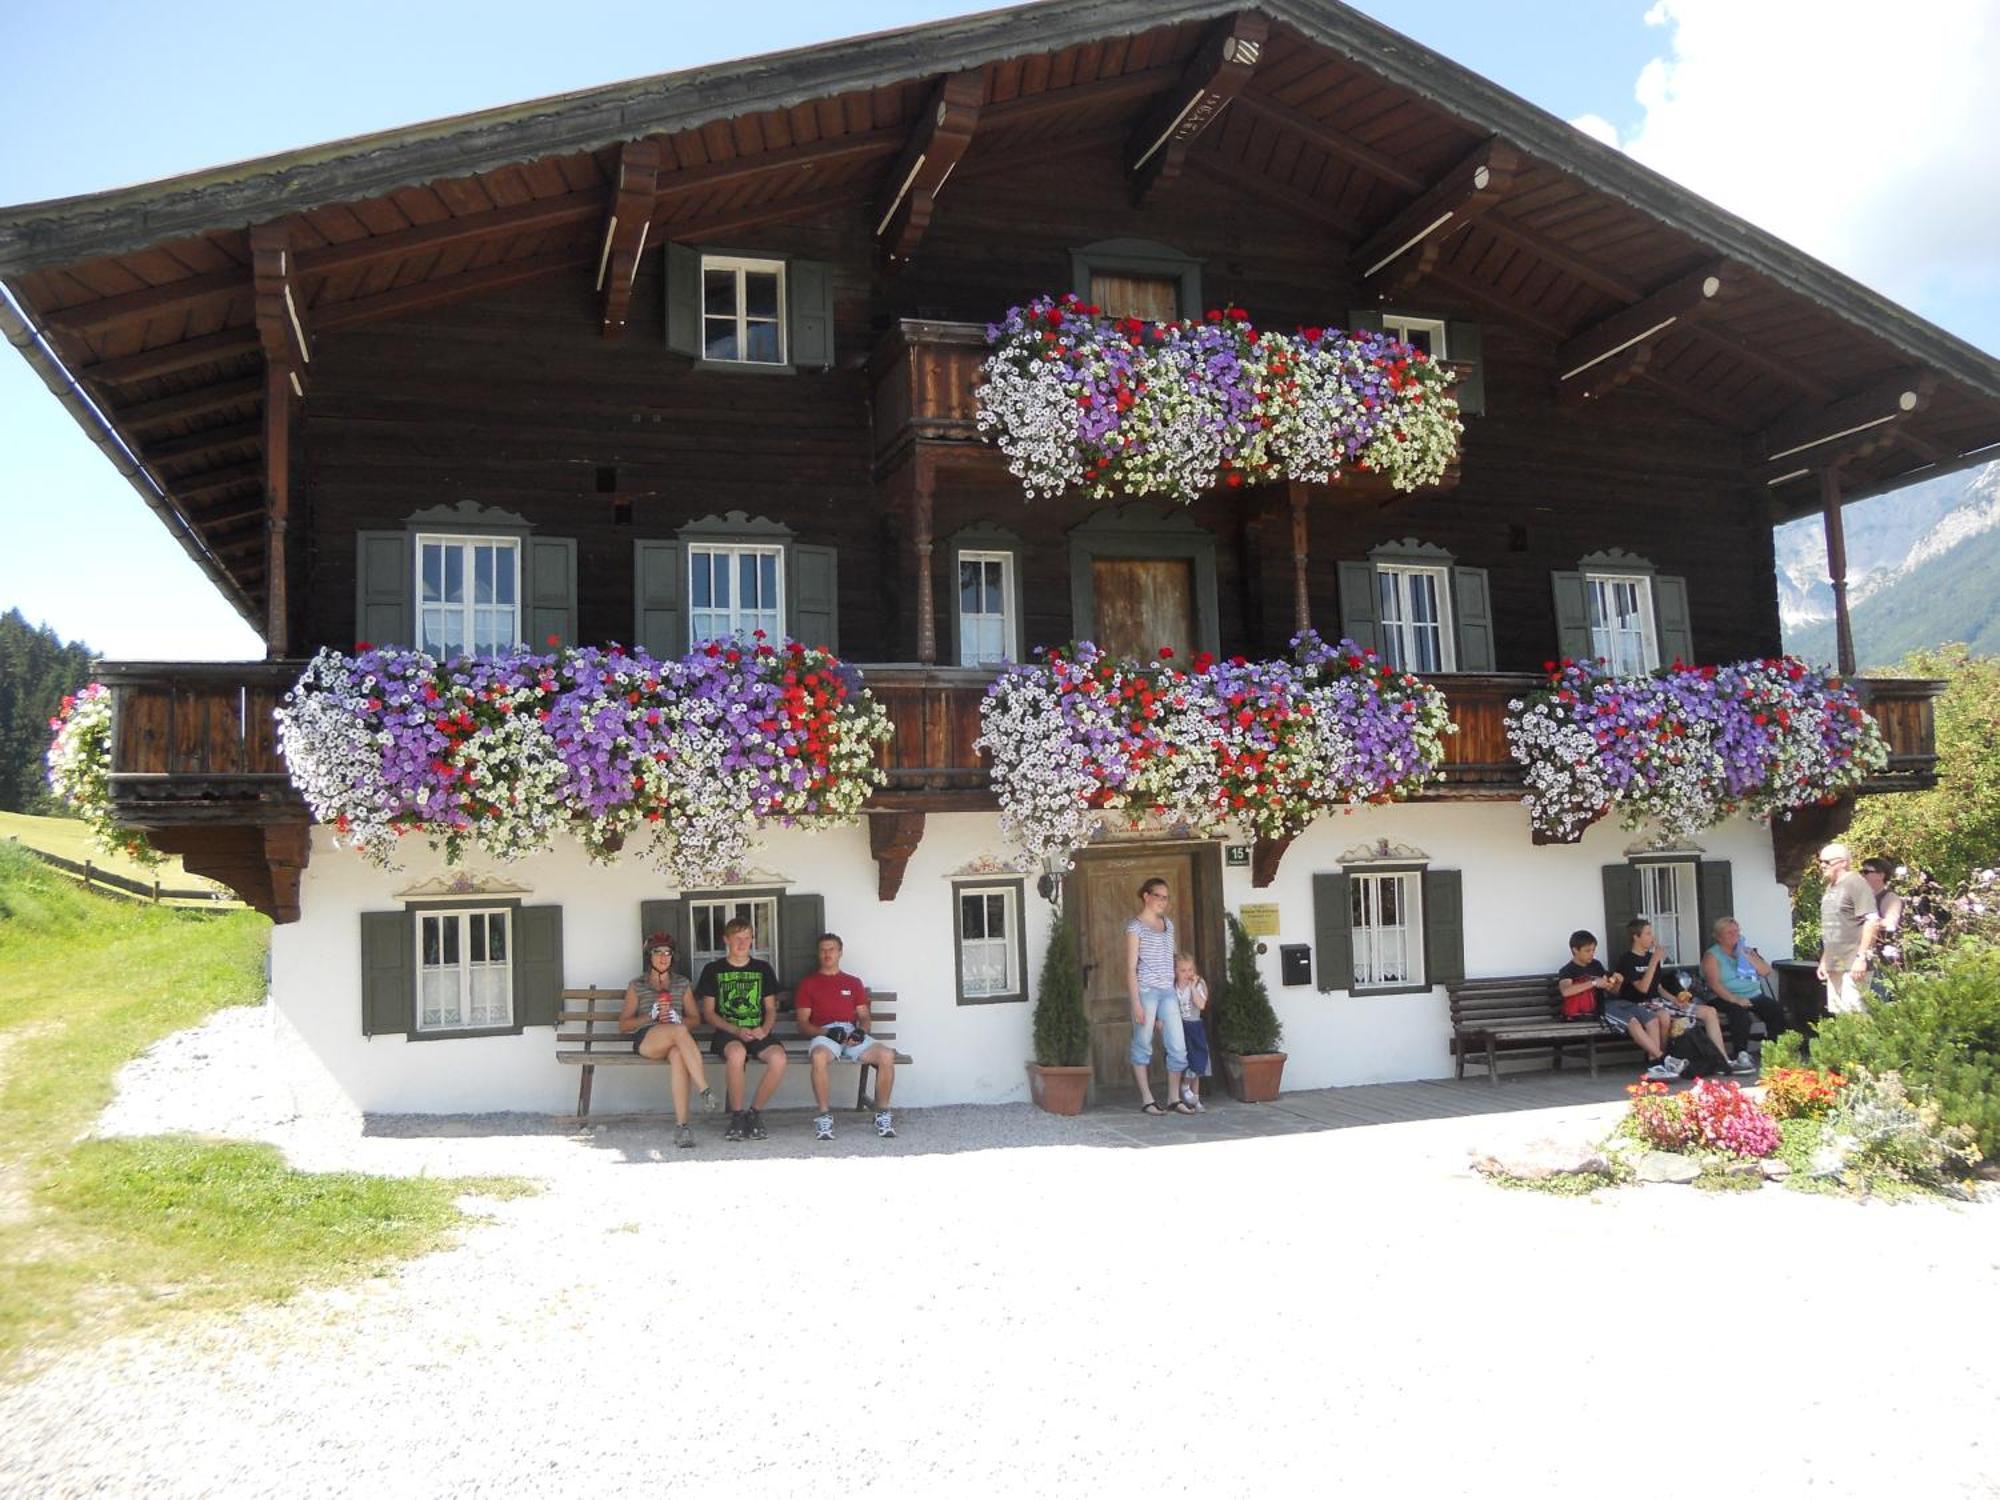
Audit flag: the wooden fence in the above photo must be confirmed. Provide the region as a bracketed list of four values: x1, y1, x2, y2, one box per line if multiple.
[7, 838, 241, 907]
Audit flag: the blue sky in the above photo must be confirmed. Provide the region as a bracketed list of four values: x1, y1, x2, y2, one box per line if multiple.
[2, 0, 1994, 658]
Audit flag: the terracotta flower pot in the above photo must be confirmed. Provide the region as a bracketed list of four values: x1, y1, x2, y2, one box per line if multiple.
[1025, 1061, 1092, 1116]
[1219, 1051, 1287, 1103]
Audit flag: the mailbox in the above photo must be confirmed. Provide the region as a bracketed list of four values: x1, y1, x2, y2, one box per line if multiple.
[1278, 943, 1312, 987]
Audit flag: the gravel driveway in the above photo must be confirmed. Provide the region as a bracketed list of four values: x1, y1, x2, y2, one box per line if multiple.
[5, 1005, 1996, 1499]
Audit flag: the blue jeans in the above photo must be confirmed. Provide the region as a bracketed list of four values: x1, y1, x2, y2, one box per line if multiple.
[1129, 985, 1189, 1072]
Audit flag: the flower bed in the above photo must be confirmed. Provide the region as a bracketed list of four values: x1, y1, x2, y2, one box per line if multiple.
[975, 630, 1451, 871]
[1626, 1078, 1781, 1158]
[1504, 655, 1889, 843]
[45, 683, 158, 865]
[275, 638, 892, 887]
[975, 294, 1461, 504]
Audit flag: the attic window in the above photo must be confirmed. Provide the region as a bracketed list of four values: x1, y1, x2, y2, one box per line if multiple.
[1090, 272, 1179, 324]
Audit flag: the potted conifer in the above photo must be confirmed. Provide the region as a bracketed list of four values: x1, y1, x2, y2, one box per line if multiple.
[1026, 903, 1092, 1115]
[1217, 912, 1288, 1102]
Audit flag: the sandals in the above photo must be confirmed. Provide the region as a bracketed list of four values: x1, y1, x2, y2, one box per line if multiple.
[1141, 1100, 1199, 1116]
[1170, 1100, 1198, 1115]
[1140, 1101, 1166, 1116]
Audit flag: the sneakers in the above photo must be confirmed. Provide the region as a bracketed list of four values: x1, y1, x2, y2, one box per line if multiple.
[724, 1111, 746, 1142]
[1181, 1083, 1205, 1113]
[1644, 1060, 1677, 1082]
[1663, 1054, 1689, 1077]
[874, 1110, 896, 1139]
[814, 1113, 835, 1142]
[675, 1124, 696, 1150]
[1732, 1050, 1758, 1075]
[700, 1086, 720, 1112]
[746, 1109, 768, 1141]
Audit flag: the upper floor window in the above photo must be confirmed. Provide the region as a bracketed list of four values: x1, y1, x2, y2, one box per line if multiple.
[1381, 315, 1448, 358]
[689, 544, 784, 644]
[418, 907, 513, 1033]
[1090, 272, 1179, 324]
[1376, 564, 1455, 673]
[1071, 239, 1202, 328]
[958, 550, 1016, 666]
[1586, 572, 1658, 674]
[416, 534, 519, 658]
[701, 255, 786, 365]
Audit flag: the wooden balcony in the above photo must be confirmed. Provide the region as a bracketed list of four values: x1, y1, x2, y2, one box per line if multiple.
[96, 662, 1944, 920]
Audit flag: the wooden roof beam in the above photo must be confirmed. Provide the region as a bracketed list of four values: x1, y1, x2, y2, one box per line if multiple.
[1231, 92, 1424, 193]
[120, 375, 263, 430]
[1354, 136, 1518, 296]
[171, 461, 262, 498]
[250, 223, 309, 388]
[82, 326, 259, 386]
[295, 188, 605, 275]
[1686, 319, 1836, 404]
[598, 140, 661, 338]
[1760, 370, 1934, 466]
[1557, 260, 1726, 398]
[876, 70, 983, 268]
[314, 248, 596, 333]
[1128, 11, 1269, 205]
[144, 419, 262, 464]
[42, 267, 248, 335]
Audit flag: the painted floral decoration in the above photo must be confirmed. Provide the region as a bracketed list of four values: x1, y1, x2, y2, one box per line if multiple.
[1505, 655, 1889, 843]
[46, 682, 158, 866]
[275, 637, 892, 887]
[975, 294, 1462, 504]
[975, 630, 1452, 871]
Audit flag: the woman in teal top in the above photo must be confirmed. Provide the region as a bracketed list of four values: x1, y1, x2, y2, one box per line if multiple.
[1699, 917, 1790, 1065]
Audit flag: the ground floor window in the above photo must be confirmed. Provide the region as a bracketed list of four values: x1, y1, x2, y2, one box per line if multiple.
[1636, 860, 1699, 966]
[956, 884, 1023, 1002]
[688, 894, 779, 974]
[417, 908, 513, 1032]
[1351, 871, 1422, 990]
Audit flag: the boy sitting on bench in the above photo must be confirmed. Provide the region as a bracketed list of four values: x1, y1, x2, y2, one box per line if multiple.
[1560, 927, 1680, 1081]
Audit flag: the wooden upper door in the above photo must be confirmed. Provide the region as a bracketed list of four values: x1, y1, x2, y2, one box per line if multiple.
[1092, 557, 1194, 662]
[1073, 848, 1197, 1093]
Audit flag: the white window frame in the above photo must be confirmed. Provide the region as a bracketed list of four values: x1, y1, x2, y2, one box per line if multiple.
[1584, 571, 1659, 674]
[956, 549, 1018, 666]
[1351, 871, 1424, 991]
[687, 543, 786, 644]
[414, 533, 521, 659]
[699, 254, 787, 366]
[688, 895, 779, 977]
[415, 907, 514, 1034]
[1382, 315, 1448, 359]
[956, 884, 1021, 1000]
[1375, 563, 1456, 673]
[1636, 861, 1700, 970]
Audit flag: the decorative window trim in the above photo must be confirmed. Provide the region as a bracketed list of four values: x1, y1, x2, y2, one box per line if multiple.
[1347, 864, 1427, 996]
[1578, 547, 1657, 576]
[951, 877, 1030, 1006]
[1067, 502, 1220, 659]
[404, 896, 524, 1041]
[1336, 839, 1432, 866]
[699, 252, 789, 370]
[1070, 238, 1203, 320]
[948, 523, 1025, 667]
[413, 532, 523, 659]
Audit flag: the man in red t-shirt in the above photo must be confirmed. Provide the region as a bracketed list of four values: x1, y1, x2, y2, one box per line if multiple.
[794, 933, 897, 1141]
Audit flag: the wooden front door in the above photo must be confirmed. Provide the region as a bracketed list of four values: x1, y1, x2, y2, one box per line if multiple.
[1073, 847, 1198, 1094]
[1092, 557, 1194, 662]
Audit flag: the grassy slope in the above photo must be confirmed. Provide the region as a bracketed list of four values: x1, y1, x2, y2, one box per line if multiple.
[0, 808, 234, 899]
[0, 842, 521, 1375]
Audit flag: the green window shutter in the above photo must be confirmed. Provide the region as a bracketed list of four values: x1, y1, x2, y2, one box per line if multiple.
[525, 537, 577, 650]
[779, 892, 826, 991]
[1551, 571, 1592, 663]
[1601, 863, 1641, 953]
[634, 540, 684, 660]
[1445, 320, 1483, 416]
[360, 910, 414, 1038]
[1695, 860, 1734, 951]
[513, 904, 565, 1028]
[1336, 560, 1382, 655]
[788, 259, 836, 370]
[355, 531, 412, 649]
[665, 242, 701, 358]
[638, 898, 690, 972]
[789, 544, 839, 651]
[1347, 308, 1385, 335]
[1423, 868, 1466, 988]
[1312, 872, 1352, 993]
[1451, 565, 1495, 672]
[1654, 574, 1694, 667]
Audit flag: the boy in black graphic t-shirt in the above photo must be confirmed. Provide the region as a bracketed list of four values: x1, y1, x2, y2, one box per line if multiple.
[697, 917, 787, 1141]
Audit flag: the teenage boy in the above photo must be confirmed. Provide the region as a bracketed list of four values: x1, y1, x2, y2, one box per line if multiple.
[793, 932, 898, 1141]
[1615, 919, 1743, 1075]
[1564, 928, 1680, 1081]
[697, 918, 787, 1141]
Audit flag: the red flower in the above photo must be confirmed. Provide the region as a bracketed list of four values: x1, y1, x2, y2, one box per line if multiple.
[1158, 646, 1174, 659]
[546, 634, 561, 647]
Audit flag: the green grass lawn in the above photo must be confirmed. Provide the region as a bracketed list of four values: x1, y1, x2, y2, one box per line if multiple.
[0, 808, 238, 903]
[0, 841, 524, 1375]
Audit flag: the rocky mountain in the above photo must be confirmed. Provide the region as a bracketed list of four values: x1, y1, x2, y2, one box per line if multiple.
[1778, 460, 2000, 668]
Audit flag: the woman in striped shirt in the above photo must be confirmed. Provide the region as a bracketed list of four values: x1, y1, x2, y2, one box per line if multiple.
[1125, 876, 1193, 1115]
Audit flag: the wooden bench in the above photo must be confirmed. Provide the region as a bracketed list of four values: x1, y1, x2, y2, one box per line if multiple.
[556, 987, 910, 1117]
[1448, 975, 1641, 1085]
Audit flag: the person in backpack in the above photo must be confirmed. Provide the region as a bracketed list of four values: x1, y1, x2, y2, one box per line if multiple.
[1563, 928, 1680, 1082]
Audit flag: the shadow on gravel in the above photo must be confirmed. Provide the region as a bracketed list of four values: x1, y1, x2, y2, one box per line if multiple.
[360, 1069, 1647, 1166]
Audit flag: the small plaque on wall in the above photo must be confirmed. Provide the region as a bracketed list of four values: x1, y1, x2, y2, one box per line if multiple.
[1238, 903, 1280, 937]
[1225, 845, 1251, 867]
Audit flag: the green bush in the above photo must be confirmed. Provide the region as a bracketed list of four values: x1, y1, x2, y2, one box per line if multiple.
[1803, 945, 2000, 1157]
[1216, 912, 1284, 1056]
[1031, 902, 1089, 1067]
[1817, 1069, 1980, 1193]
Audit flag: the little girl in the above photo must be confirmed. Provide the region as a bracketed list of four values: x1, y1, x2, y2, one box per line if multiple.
[1174, 951, 1211, 1111]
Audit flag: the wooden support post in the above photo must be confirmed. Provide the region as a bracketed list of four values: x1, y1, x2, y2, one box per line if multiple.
[1127, 11, 1268, 204]
[912, 450, 938, 665]
[250, 224, 307, 659]
[1821, 466, 1857, 677]
[1289, 483, 1312, 633]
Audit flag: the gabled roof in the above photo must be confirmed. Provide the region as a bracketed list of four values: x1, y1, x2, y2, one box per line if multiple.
[5, 0, 1998, 632]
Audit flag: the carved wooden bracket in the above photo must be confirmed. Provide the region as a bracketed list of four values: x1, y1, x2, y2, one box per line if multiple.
[1250, 832, 1293, 889]
[1771, 796, 1856, 891]
[869, 811, 927, 901]
[263, 821, 311, 924]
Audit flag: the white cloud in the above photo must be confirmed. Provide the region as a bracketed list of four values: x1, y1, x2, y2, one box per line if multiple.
[1584, 1, 2000, 331]
[1567, 112, 1622, 149]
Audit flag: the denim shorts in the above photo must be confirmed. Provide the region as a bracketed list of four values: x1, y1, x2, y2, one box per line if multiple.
[1130, 985, 1189, 1071]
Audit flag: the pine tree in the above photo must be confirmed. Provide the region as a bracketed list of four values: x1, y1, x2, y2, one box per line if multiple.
[0, 608, 99, 813]
[1217, 912, 1284, 1056]
[1032, 902, 1090, 1067]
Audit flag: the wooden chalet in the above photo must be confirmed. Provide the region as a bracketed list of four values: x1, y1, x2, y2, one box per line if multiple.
[3, 0, 1993, 1110]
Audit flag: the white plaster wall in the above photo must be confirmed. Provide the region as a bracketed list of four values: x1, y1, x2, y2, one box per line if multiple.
[271, 807, 1792, 1113]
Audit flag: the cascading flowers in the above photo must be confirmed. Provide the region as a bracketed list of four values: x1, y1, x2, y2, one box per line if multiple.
[46, 682, 159, 865]
[275, 637, 892, 888]
[975, 630, 1451, 871]
[1504, 654, 1889, 844]
[975, 293, 1461, 504]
